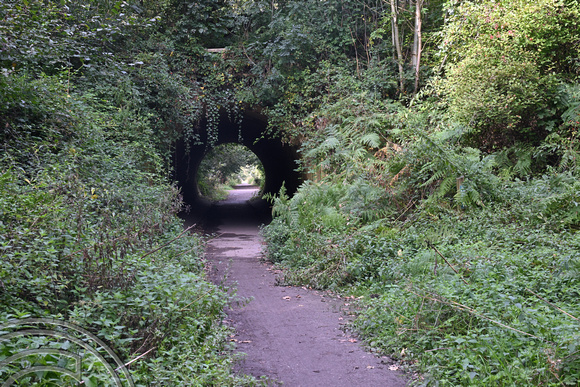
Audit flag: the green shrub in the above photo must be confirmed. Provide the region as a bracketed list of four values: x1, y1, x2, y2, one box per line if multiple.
[263, 168, 580, 385]
[0, 70, 256, 385]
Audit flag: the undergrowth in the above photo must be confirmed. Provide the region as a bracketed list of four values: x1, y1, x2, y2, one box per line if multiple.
[263, 175, 580, 385]
[0, 71, 257, 385]
[262, 106, 580, 385]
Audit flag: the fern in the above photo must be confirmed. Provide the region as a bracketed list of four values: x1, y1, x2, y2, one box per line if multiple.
[360, 133, 381, 148]
[495, 143, 534, 178]
[266, 182, 290, 220]
[542, 179, 580, 229]
[397, 125, 498, 208]
[537, 132, 580, 176]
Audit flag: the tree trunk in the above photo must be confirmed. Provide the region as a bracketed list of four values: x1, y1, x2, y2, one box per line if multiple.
[411, 0, 418, 68]
[413, 0, 423, 95]
[391, 0, 405, 96]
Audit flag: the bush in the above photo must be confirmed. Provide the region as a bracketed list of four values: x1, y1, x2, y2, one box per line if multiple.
[438, 0, 580, 149]
[262, 164, 580, 385]
[0, 71, 256, 385]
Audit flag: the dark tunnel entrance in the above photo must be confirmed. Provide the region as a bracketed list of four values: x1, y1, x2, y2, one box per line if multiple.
[173, 108, 302, 226]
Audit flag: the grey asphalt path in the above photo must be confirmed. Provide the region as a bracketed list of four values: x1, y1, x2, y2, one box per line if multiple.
[204, 185, 407, 387]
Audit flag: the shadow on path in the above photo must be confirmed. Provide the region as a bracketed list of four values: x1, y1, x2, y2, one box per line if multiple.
[181, 184, 271, 233]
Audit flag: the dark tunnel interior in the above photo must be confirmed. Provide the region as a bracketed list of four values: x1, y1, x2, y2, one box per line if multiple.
[173, 108, 302, 226]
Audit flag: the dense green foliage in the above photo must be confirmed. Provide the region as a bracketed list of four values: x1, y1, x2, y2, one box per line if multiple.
[264, 174, 580, 384]
[256, 0, 580, 385]
[0, 72, 257, 384]
[2, 0, 580, 385]
[0, 0, 260, 384]
[438, 0, 580, 149]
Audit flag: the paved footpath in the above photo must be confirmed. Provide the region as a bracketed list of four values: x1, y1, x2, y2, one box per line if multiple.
[203, 186, 407, 387]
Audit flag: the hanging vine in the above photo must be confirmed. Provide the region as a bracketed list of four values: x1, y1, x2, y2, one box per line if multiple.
[186, 50, 247, 150]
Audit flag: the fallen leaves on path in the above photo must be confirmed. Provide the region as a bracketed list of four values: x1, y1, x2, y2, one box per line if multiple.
[230, 338, 252, 343]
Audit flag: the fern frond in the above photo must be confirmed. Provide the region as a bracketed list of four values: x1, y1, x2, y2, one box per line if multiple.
[437, 175, 457, 199]
[360, 133, 381, 148]
[513, 146, 533, 176]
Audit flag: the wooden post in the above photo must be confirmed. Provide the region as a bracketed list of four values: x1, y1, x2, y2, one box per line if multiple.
[456, 176, 464, 195]
[456, 176, 465, 209]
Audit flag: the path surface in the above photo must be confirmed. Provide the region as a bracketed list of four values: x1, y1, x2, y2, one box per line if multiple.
[203, 185, 406, 387]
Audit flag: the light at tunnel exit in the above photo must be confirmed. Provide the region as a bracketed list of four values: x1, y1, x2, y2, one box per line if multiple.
[173, 108, 302, 210]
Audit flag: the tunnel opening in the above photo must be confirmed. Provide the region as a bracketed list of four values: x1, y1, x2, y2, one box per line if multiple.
[173, 108, 302, 227]
[197, 143, 265, 202]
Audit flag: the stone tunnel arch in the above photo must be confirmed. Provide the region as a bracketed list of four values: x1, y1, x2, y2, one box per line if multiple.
[173, 108, 302, 209]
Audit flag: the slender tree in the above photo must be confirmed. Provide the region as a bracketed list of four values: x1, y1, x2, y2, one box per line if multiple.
[391, 0, 405, 96]
[412, 0, 423, 95]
